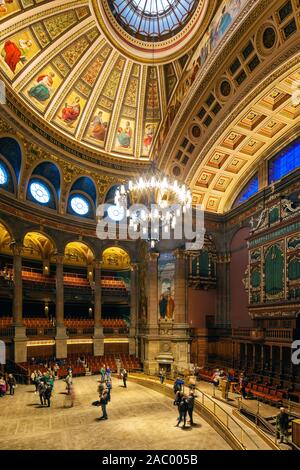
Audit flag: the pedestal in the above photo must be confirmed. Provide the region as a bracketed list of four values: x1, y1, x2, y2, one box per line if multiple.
[14, 326, 27, 363]
[55, 325, 68, 359]
[93, 326, 104, 357]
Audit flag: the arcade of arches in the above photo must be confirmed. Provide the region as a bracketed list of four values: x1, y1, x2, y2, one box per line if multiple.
[1, 0, 300, 451]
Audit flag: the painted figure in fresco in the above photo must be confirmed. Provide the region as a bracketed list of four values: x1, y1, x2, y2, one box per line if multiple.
[1, 38, 32, 74]
[159, 294, 168, 319]
[143, 124, 155, 151]
[28, 72, 55, 102]
[90, 111, 108, 141]
[59, 96, 81, 126]
[117, 121, 132, 148]
[216, 5, 233, 38]
[166, 288, 175, 320]
[0, 0, 13, 14]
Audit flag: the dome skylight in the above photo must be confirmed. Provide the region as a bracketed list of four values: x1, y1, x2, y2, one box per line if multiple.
[108, 0, 197, 41]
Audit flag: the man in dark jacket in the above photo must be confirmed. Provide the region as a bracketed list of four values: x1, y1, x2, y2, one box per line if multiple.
[38, 381, 46, 405]
[186, 390, 196, 425]
[276, 407, 289, 443]
[44, 384, 52, 407]
[176, 396, 188, 428]
[99, 388, 109, 420]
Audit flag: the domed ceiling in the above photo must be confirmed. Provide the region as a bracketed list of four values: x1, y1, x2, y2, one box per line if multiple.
[0, 0, 214, 161]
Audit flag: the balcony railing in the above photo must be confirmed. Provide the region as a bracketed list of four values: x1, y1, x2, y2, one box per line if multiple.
[0, 327, 14, 337]
[233, 327, 297, 343]
[26, 328, 56, 337]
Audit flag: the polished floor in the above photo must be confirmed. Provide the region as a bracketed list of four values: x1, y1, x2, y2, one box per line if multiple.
[0, 375, 230, 450]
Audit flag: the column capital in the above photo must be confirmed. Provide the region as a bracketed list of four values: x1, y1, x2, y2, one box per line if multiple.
[130, 262, 139, 272]
[173, 249, 186, 260]
[217, 253, 231, 264]
[55, 253, 64, 264]
[146, 252, 159, 262]
[10, 241, 23, 256]
[94, 259, 102, 270]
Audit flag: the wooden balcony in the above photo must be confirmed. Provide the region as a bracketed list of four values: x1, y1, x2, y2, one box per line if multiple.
[233, 327, 299, 343]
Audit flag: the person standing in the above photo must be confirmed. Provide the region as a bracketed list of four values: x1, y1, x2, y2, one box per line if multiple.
[276, 407, 290, 443]
[38, 381, 46, 406]
[121, 368, 128, 388]
[99, 387, 109, 420]
[44, 383, 52, 407]
[106, 379, 112, 402]
[159, 368, 166, 385]
[8, 374, 16, 395]
[100, 365, 106, 382]
[176, 395, 188, 428]
[186, 390, 196, 426]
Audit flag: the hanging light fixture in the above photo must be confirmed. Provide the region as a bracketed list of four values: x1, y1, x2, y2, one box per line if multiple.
[112, 16, 192, 248]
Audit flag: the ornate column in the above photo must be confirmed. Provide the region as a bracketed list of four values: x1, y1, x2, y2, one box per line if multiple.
[216, 252, 231, 327]
[146, 252, 159, 329]
[173, 249, 190, 371]
[93, 259, 104, 356]
[129, 263, 138, 356]
[174, 249, 187, 325]
[12, 242, 27, 363]
[143, 252, 159, 375]
[55, 253, 67, 359]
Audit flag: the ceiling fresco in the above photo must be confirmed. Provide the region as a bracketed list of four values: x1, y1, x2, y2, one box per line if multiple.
[0, 0, 214, 161]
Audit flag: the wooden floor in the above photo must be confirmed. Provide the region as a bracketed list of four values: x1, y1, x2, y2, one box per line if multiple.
[0, 375, 230, 450]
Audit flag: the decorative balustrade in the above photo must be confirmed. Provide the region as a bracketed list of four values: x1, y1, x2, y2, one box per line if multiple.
[233, 327, 297, 343]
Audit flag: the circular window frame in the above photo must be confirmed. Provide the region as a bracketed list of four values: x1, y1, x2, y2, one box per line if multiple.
[256, 22, 278, 56]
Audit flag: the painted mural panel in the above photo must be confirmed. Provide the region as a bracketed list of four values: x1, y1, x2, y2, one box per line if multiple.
[0, 29, 40, 78]
[55, 91, 86, 133]
[87, 108, 111, 147]
[23, 65, 62, 111]
[143, 122, 158, 155]
[115, 119, 135, 153]
[158, 253, 175, 321]
[0, 0, 21, 19]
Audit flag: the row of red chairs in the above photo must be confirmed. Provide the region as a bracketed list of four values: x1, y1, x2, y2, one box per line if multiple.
[245, 383, 285, 404]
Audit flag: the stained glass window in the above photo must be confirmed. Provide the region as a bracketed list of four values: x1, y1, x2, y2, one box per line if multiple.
[108, 0, 197, 41]
[30, 181, 50, 204]
[70, 196, 90, 215]
[233, 175, 259, 208]
[268, 140, 300, 184]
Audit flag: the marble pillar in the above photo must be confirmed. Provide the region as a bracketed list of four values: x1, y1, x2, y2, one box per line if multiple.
[12, 243, 27, 363]
[55, 254, 67, 359]
[93, 260, 104, 356]
[129, 263, 138, 356]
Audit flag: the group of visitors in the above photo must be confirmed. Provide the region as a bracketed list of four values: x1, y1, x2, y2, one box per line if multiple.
[31, 369, 54, 407]
[0, 373, 16, 397]
[173, 379, 196, 428]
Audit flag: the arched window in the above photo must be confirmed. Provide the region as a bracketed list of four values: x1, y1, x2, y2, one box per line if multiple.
[0, 159, 15, 194]
[70, 195, 90, 216]
[27, 178, 56, 209]
[269, 140, 300, 184]
[0, 163, 8, 185]
[30, 181, 50, 204]
[0, 137, 22, 181]
[233, 175, 259, 208]
[67, 177, 96, 219]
